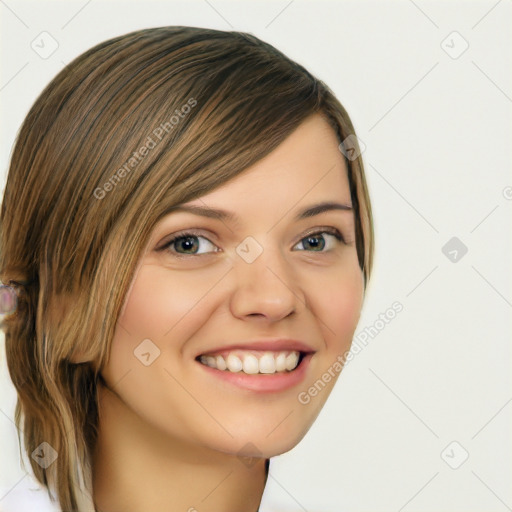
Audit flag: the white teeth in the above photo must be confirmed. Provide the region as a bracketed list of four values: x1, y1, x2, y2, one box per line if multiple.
[226, 354, 243, 372]
[242, 354, 259, 374]
[276, 352, 286, 372]
[275, 352, 287, 372]
[199, 350, 302, 374]
[216, 355, 227, 371]
[259, 353, 276, 374]
[285, 352, 299, 371]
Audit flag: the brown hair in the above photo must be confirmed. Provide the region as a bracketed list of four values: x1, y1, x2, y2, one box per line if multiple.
[0, 26, 374, 510]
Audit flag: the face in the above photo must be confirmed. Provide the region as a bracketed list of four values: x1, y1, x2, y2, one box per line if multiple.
[100, 113, 364, 459]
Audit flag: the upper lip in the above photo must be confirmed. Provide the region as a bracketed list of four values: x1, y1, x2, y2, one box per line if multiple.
[196, 338, 317, 357]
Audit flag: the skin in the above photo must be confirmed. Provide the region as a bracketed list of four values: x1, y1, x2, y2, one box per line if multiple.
[92, 112, 365, 512]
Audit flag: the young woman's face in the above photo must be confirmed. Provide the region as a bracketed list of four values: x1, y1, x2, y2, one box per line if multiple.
[101, 113, 364, 459]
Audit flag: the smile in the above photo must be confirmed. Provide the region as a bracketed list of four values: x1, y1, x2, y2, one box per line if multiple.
[195, 349, 314, 393]
[198, 350, 302, 374]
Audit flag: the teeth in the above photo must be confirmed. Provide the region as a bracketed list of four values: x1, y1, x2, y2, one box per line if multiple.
[285, 352, 299, 371]
[199, 350, 301, 374]
[242, 354, 259, 374]
[215, 355, 227, 371]
[205, 356, 216, 368]
[275, 352, 287, 372]
[226, 354, 243, 372]
[259, 353, 276, 374]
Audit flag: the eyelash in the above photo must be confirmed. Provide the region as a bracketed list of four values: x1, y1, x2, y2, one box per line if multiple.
[158, 227, 347, 258]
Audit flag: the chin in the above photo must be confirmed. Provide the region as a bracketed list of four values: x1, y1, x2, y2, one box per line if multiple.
[203, 404, 325, 460]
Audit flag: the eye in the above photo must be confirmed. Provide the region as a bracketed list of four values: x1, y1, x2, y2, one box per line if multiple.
[158, 227, 347, 258]
[293, 228, 345, 252]
[160, 231, 219, 257]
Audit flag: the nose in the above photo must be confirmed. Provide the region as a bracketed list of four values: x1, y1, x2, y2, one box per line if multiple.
[228, 244, 303, 322]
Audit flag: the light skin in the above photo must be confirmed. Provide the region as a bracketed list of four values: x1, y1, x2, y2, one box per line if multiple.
[92, 113, 365, 512]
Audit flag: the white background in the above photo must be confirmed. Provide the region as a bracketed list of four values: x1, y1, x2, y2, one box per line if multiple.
[1, 1, 511, 511]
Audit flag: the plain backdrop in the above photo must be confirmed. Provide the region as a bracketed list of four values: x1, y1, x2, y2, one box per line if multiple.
[1, 1, 511, 511]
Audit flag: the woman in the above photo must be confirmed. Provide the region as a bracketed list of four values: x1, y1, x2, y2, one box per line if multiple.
[0, 26, 374, 511]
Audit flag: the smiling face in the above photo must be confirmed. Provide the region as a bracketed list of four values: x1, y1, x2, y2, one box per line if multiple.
[100, 113, 364, 459]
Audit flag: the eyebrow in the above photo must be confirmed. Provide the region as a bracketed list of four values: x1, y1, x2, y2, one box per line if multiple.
[167, 201, 353, 223]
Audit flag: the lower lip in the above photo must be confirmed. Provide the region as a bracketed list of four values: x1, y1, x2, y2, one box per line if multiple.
[196, 353, 314, 393]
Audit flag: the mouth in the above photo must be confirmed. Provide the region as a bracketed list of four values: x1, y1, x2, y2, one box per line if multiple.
[195, 349, 314, 393]
[196, 349, 306, 374]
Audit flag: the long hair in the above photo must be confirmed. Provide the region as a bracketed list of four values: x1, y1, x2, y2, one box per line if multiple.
[0, 26, 374, 511]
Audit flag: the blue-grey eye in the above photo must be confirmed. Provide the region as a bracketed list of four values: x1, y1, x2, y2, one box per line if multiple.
[164, 234, 217, 255]
[293, 229, 344, 252]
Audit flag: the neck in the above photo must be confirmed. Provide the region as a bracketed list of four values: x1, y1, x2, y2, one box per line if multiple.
[92, 382, 269, 512]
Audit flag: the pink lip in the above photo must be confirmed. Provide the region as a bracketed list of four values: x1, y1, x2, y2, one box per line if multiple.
[196, 338, 316, 357]
[196, 353, 314, 393]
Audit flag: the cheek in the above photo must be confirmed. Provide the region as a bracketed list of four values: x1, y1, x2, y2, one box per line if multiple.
[313, 264, 364, 351]
[100, 265, 224, 442]
[293, 265, 363, 427]
[104, 264, 225, 386]
[117, 264, 218, 340]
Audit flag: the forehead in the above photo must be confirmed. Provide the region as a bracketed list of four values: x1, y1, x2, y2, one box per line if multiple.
[179, 114, 351, 216]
